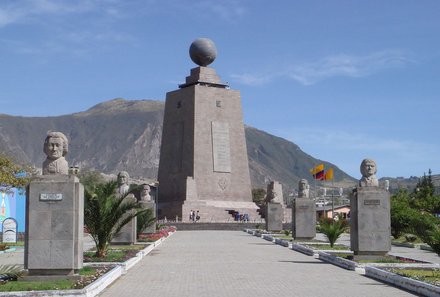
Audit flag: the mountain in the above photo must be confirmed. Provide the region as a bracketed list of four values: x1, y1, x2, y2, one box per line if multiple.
[0, 98, 355, 194]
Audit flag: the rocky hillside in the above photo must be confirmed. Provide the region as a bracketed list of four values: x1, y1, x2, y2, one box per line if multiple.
[0, 98, 355, 194]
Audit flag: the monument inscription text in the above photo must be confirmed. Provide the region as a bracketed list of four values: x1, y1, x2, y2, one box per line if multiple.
[212, 122, 231, 173]
[364, 199, 380, 206]
[40, 193, 63, 201]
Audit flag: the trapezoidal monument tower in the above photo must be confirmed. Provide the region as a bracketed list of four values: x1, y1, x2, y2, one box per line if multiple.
[158, 38, 259, 222]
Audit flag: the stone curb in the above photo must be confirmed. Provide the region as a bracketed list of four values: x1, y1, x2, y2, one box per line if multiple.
[1, 232, 174, 297]
[317, 251, 357, 270]
[291, 243, 314, 256]
[391, 241, 415, 248]
[365, 266, 440, 297]
[261, 234, 274, 242]
[274, 238, 290, 247]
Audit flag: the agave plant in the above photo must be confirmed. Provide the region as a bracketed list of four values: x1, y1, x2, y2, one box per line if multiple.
[319, 215, 348, 247]
[0, 265, 23, 282]
[84, 180, 149, 258]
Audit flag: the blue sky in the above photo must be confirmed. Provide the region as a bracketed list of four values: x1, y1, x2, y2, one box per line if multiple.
[1, 0, 439, 179]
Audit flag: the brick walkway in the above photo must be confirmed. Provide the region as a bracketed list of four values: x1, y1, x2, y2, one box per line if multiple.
[99, 231, 417, 297]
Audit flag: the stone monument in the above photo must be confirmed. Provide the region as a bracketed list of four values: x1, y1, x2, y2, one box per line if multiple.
[25, 132, 84, 278]
[292, 179, 316, 240]
[111, 171, 137, 244]
[265, 181, 284, 232]
[350, 158, 391, 256]
[157, 38, 259, 222]
[138, 184, 156, 233]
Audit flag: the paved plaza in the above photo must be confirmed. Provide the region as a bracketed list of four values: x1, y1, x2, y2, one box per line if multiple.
[99, 231, 417, 297]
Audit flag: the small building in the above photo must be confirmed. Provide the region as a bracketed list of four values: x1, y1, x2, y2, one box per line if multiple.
[316, 204, 350, 221]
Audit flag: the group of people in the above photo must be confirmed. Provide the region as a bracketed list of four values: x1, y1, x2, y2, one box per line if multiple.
[234, 212, 249, 222]
[189, 210, 200, 222]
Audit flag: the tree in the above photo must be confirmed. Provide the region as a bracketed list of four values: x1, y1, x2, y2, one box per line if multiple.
[252, 188, 266, 206]
[0, 153, 33, 189]
[390, 189, 417, 239]
[78, 169, 105, 189]
[84, 180, 149, 257]
[410, 169, 440, 213]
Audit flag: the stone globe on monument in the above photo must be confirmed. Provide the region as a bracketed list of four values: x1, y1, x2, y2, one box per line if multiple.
[157, 38, 259, 222]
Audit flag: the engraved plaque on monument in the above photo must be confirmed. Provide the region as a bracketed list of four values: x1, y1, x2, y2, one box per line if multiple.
[212, 121, 231, 173]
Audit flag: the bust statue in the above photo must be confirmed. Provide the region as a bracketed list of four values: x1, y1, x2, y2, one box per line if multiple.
[298, 179, 310, 198]
[359, 158, 379, 187]
[140, 184, 152, 202]
[117, 171, 130, 195]
[42, 131, 69, 175]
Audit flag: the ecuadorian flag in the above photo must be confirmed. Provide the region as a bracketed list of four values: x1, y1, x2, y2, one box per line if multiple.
[310, 164, 325, 180]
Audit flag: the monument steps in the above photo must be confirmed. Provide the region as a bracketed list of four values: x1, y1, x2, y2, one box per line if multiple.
[161, 222, 292, 231]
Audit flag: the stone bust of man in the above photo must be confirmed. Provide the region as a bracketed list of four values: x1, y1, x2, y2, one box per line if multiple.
[298, 179, 310, 198]
[359, 158, 379, 187]
[117, 171, 130, 195]
[140, 184, 152, 202]
[42, 131, 69, 175]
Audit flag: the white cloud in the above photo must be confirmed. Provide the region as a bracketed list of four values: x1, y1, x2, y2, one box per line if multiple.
[229, 73, 273, 86]
[231, 50, 413, 86]
[0, 0, 99, 27]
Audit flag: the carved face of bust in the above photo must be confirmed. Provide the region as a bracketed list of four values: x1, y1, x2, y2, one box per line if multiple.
[45, 137, 64, 159]
[117, 172, 129, 186]
[141, 184, 150, 196]
[299, 179, 308, 191]
[360, 159, 377, 177]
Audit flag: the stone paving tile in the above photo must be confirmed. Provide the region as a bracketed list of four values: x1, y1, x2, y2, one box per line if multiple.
[99, 231, 417, 297]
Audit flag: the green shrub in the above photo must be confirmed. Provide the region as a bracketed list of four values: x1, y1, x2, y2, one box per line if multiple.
[319, 215, 348, 247]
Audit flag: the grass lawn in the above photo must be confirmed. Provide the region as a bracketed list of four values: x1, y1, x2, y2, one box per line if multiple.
[304, 243, 349, 250]
[84, 244, 146, 262]
[0, 266, 113, 292]
[386, 268, 440, 286]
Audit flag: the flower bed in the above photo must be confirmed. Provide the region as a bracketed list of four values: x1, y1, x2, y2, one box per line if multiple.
[138, 226, 176, 242]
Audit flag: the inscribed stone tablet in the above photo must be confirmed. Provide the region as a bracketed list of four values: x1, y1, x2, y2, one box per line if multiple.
[212, 122, 231, 172]
[2, 218, 17, 243]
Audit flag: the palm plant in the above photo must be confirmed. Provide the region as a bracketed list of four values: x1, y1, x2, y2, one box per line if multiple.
[0, 265, 23, 282]
[84, 180, 148, 258]
[319, 215, 348, 247]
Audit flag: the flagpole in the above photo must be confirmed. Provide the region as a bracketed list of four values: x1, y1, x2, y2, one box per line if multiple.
[331, 174, 334, 222]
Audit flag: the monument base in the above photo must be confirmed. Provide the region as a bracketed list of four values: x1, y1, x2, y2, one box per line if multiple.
[350, 187, 391, 255]
[24, 269, 81, 281]
[266, 202, 283, 232]
[112, 194, 137, 244]
[159, 200, 260, 222]
[139, 201, 157, 233]
[292, 198, 316, 240]
[25, 175, 83, 275]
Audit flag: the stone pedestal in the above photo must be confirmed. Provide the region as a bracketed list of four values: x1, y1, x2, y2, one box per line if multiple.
[139, 201, 156, 234]
[25, 175, 83, 277]
[265, 202, 283, 232]
[112, 194, 137, 244]
[292, 198, 316, 240]
[350, 187, 391, 255]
